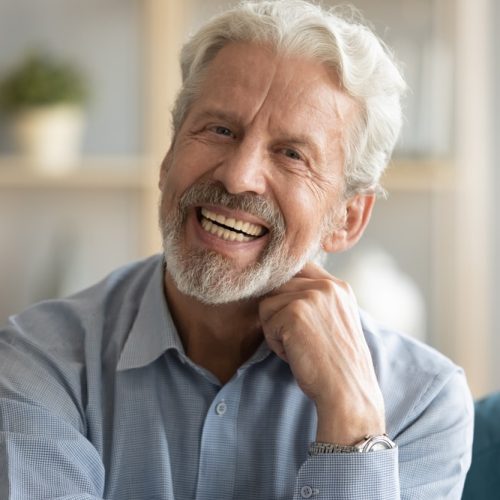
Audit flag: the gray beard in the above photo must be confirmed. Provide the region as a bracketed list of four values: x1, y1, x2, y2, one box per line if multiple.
[159, 181, 324, 304]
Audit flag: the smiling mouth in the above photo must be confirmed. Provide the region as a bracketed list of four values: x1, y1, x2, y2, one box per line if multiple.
[198, 207, 268, 242]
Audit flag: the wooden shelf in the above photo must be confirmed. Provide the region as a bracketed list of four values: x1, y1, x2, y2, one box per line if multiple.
[0, 156, 157, 190]
[382, 158, 456, 192]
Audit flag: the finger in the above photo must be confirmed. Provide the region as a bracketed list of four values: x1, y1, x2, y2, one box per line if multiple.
[270, 276, 323, 295]
[292, 262, 352, 290]
[263, 323, 289, 363]
[261, 280, 357, 323]
[259, 289, 319, 323]
[265, 277, 356, 315]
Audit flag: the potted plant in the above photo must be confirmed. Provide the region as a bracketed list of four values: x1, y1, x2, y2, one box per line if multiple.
[0, 51, 88, 173]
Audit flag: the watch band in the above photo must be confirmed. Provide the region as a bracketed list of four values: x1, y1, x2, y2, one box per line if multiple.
[309, 434, 396, 455]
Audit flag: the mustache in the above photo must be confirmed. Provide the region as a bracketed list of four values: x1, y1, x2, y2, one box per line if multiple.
[179, 181, 286, 233]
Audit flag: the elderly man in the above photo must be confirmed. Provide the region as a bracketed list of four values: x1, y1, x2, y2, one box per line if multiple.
[0, 1, 472, 499]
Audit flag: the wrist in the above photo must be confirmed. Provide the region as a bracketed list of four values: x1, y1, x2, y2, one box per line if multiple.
[315, 403, 386, 445]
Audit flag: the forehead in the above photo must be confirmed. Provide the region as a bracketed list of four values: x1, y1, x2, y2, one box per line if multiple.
[193, 42, 356, 141]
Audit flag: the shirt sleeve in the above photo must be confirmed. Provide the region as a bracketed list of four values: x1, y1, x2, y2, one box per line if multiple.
[0, 323, 106, 500]
[292, 369, 473, 500]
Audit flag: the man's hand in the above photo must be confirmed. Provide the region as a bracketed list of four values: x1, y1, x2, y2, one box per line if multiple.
[259, 262, 386, 445]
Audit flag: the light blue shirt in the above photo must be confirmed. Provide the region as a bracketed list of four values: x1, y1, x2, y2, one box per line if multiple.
[0, 255, 473, 499]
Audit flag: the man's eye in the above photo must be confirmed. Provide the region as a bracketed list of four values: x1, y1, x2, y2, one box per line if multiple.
[283, 148, 302, 161]
[212, 126, 234, 137]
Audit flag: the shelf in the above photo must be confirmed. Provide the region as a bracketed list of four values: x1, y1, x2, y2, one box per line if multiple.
[382, 158, 456, 193]
[0, 156, 157, 190]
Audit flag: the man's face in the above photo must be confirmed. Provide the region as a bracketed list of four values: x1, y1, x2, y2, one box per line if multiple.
[159, 42, 356, 304]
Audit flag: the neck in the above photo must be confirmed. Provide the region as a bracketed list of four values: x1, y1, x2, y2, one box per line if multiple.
[164, 271, 264, 384]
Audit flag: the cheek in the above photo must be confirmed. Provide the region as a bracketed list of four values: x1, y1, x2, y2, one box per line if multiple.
[280, 190, 324, 247]
[161, 159, 196, 205]
[165, 143, 218, 194]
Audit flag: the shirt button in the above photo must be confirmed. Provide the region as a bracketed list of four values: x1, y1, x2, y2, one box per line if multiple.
[215, 401, 227, 416]
[300, 485, 313, 498]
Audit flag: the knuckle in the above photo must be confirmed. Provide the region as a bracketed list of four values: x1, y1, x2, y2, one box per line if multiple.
[334, 278, 354, 297]
[304, 288, 322, 303]
[320, 278, 336, 295]
[288, 301, 305, 320]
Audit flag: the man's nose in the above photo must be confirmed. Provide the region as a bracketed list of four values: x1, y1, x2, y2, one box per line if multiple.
[211, 139, 267, 195]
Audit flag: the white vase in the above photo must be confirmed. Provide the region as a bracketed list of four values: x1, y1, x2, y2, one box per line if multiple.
[13, 104, 85, 174]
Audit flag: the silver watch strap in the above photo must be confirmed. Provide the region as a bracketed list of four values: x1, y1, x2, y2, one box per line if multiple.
[309, 441, 361, 454]
[309, 434, 396, 455]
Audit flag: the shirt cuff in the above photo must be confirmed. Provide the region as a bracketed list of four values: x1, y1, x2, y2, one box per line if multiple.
[294, 448, 400, 499]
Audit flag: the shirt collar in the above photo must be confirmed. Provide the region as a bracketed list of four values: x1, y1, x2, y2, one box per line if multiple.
[117, 258, 184, 371]
[116, 257, 274, 373]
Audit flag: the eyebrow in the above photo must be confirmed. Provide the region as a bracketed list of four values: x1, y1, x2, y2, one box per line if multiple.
[191, 108, 243, 127]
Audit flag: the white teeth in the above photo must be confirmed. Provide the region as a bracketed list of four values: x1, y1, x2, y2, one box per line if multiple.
[201, 217, 254, 242]
[234, 232, 250, 242]
[200, 208, 265, 238]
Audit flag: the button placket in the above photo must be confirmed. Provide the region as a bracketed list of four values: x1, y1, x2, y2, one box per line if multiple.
[195, 377, 245, 500]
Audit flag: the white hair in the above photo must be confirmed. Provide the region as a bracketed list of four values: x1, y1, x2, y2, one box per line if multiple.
[171, 0, 406, 196]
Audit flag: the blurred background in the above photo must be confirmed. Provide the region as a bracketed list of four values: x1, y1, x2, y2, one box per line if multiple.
[0, 0, 498, 398]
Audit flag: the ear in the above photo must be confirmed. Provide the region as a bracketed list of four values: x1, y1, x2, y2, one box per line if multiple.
[322, 193, 376, 254]
[158, 148, 173, 191]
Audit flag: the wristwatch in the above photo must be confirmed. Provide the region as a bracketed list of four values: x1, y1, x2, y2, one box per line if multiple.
[309, 434, 396, 455]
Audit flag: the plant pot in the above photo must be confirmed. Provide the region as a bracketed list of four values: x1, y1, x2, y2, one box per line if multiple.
[12, 104, 85, 174]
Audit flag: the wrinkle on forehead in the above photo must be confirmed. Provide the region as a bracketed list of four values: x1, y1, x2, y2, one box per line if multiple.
[201, 41, 354, 127]
[199, 43, 279, 126]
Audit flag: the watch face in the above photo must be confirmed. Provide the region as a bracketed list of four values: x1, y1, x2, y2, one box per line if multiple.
[369, 441, 391, 452]
[364, 435, 396, 452]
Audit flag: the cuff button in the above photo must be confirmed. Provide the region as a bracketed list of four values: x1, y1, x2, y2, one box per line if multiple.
[300, 485, 313, 498]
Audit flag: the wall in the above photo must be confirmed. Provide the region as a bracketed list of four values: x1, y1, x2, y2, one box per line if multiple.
[0, 187, 142, 323]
